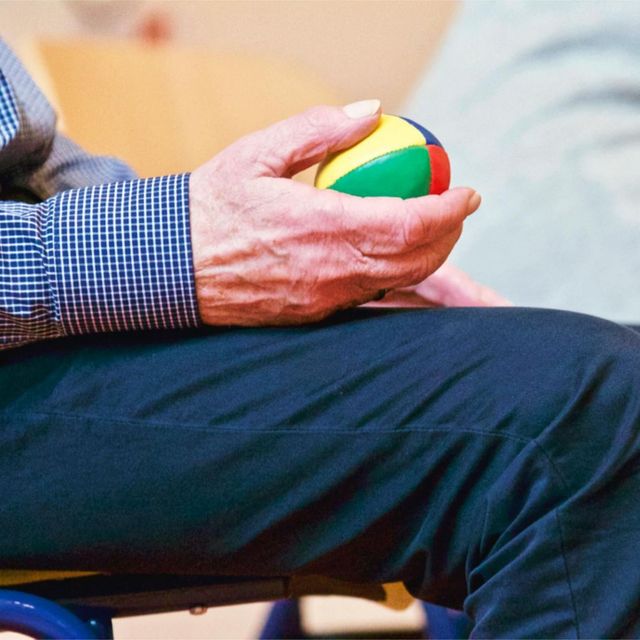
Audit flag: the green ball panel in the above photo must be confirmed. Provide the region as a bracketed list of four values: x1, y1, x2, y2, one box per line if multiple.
[329, 146, 431, 199]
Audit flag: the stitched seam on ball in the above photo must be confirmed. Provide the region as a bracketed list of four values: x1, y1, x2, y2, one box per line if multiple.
[328, 144, 427, 188]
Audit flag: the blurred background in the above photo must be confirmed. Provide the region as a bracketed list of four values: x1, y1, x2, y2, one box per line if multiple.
[0, 0, 457, 177]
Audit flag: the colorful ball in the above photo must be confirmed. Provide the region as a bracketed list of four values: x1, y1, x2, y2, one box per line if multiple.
[314, 114, 450, 198]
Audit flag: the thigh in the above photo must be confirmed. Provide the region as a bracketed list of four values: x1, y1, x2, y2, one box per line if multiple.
[0, 307, 637, 607]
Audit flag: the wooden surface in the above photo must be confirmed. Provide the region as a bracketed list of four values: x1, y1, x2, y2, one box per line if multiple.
[36, 38, 342, 177]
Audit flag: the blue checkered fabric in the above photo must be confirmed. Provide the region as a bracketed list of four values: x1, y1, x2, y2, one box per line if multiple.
[0, 39, 200, 350]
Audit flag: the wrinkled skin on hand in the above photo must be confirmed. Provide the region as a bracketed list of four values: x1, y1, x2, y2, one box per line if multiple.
[189, 102, 483, 326]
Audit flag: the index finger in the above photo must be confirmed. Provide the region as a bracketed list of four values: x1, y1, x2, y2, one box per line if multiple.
[331, 186, 480, 253]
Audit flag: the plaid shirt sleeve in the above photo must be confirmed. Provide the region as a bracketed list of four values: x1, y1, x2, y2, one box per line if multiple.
[0, 41, 201, 350]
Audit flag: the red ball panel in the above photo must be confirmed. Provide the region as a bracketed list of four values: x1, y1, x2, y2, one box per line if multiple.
[427, 144, 451, 195]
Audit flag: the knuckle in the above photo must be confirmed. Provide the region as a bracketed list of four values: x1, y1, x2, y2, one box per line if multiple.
[302, 105, 330, 128]
[315, 191, 349, 234]
[401, 195, 462, 249]
[297, 108, 330, 157]
[441, 195, 458, 227]
[402, 206, 430, 249]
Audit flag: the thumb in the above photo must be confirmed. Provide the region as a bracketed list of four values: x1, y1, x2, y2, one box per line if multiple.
[237, 100, 381, 178]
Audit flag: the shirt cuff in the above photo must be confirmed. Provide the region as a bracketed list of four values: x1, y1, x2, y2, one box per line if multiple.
[44, 173, 201, 336]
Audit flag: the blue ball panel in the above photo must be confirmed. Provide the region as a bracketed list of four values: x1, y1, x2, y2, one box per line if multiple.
[400, 116, 443, 148]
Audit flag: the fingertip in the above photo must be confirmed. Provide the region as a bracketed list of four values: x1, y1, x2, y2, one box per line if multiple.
[442, 187, 482, 215]
[494, 296, 515, 307]
[467, 191, 482, 214]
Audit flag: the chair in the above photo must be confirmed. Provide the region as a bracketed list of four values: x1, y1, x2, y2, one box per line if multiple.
[0, 572, 312, 639]
[0, 578, 470, 640]
[0, 571, 471, 639]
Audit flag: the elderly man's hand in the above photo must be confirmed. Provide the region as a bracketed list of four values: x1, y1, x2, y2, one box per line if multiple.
[189, 101, 481, 325]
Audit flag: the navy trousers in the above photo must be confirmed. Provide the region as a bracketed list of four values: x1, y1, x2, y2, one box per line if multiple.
[1, 307, 640, 638]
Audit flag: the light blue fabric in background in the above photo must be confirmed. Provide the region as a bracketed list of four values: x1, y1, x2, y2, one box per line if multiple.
[404, 0, 640, 323]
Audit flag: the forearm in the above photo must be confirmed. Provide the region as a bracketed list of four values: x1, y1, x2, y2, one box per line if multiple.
[1, 174, 201, 350]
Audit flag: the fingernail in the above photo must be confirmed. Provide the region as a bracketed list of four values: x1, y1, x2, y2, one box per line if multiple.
[467, 191, 482, 214]
[343, 99, 381, 119]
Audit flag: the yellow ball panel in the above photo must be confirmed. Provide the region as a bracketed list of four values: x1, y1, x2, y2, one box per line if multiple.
[315, 114, 427, 190]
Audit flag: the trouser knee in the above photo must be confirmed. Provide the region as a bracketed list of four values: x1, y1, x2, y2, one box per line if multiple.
[522, 310, 640, 493]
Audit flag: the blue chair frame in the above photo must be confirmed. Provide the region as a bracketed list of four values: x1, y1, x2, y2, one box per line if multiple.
[0, 589, 101, 639]
[0, 574, 471, 639]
